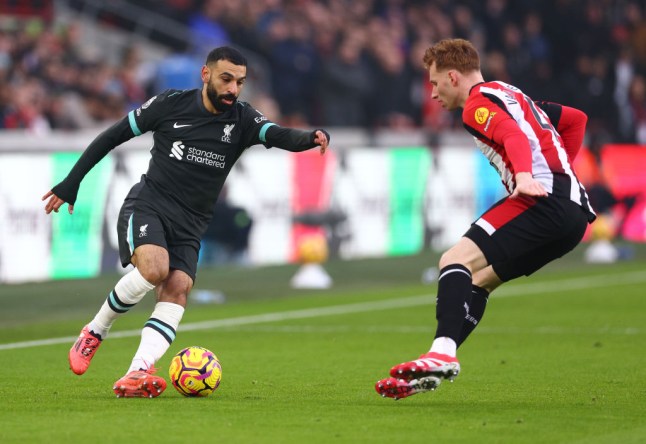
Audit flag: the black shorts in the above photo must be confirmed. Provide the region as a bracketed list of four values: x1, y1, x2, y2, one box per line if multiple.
[464, 195, 589, 282]
[117, 180, 205, 282]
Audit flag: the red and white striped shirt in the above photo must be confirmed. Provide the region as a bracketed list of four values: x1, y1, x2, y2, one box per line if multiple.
[463, 81, 595, 220]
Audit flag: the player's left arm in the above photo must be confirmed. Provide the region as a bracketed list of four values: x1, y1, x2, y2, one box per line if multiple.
[535, 101, 588, 162]
[263, 125, 330, 155]
[239, 104, 329, 155]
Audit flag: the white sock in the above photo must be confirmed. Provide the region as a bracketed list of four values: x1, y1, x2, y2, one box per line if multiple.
[88, 268, 155, 339]
[430, 337, 457, 357]
[127, 302, 185, 374]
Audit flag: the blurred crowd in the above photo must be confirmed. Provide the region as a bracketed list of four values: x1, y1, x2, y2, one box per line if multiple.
[1, 0, 646, 148]
[0, 18, 152, 135]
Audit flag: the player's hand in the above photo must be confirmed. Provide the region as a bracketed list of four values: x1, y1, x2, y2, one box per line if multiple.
[510, 172, 548, 199]
[42, 190, 74, 215]
[313, 129, 329, 155]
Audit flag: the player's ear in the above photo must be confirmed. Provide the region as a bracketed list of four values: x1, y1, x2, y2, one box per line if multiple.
[201, 66, 210, 83]
[448, 70, 459, 86]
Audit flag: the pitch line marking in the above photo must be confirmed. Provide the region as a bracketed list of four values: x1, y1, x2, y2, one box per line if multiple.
[193, 324, 644, 335]
[0, 270, 644, 351]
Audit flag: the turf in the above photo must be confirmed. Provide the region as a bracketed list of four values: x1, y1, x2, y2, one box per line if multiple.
[1, 244, 645, 443]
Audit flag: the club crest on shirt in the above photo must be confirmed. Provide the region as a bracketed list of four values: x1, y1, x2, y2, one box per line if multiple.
[222, 124, 235, 143]
[475, 107, 490, 125]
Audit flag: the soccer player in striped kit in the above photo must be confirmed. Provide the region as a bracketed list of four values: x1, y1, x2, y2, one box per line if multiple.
[376, 38, 596, 400]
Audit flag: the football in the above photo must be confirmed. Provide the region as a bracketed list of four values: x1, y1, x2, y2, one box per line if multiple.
[297, 233, 329, 264]
[169, 346, 222, 397]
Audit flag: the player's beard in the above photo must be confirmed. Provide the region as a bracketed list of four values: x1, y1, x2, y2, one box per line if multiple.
[207, 83, 237, 112]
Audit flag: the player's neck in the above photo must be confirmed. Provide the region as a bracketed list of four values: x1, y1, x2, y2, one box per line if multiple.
[460, 72, 485, 107]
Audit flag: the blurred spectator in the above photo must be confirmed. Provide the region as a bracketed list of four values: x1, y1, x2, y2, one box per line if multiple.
[187, 0, 231, 55]
[2, 77, 50, 134]
[0, 18, 153, 132]
[500, 23, 531, 81]
[482, 50, 512, 84]
[117, 45, 153, 109]
[319, 34, 372, 127]
[628, 74, 646, 144]
[523, 12, 550, 63]
[364, 15, 416, 129]
[625, 1, 646, 68]
[201, 187, 253, 266]
[452, 5, 485, 43]
[481, 0, 512, 51]
[262, 14, 319, 126]
[614, 46, 637, 142]
[409, 39, 439, 129]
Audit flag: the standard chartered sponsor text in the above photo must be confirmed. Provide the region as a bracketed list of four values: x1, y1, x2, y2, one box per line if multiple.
[187, 147, 226, 168]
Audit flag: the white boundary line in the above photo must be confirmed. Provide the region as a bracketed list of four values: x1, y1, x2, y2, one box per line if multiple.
[1, 270, 644, 351]
[179, 325, 643, 335]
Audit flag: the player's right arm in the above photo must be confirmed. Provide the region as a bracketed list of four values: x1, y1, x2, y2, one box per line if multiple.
[42, 118, 136, 214]
[463, 94, 547, 199]
[42, 91, 173, 215]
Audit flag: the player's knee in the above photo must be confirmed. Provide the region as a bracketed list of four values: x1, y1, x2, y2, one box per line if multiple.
[472, 267, 503, 293]
[138, 266, 169, 286]
[439, 249, 466, 270]
[157, 290, 188, 307]
[157, 270, 193, 305]
[473, 278, 501, 294]
[156, 278, 190, 307]
[439, 238, 488, 272]
[131, 246, 170, 285]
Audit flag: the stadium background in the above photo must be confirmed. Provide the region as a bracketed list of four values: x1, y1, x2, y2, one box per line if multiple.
[1, 0, 646, 283]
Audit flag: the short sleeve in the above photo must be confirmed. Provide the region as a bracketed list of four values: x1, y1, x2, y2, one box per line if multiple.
[463, 95, 516, 145]
[127, 90, 176, 135]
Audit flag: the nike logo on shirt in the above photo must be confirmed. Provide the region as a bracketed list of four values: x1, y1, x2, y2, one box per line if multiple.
[173, 122, 192, 128]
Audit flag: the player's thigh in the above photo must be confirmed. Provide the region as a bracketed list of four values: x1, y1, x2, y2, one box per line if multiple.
[132, 244, 170, 284]
[166, 242, 200, 283]
[465, 196, 544, 271]
[494, 214, 587, 281]
[465, 196, 587, 282]
[117, 199, 168, 267]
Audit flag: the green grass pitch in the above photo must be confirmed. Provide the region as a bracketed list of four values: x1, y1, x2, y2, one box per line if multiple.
[1, 244, 645, 443]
